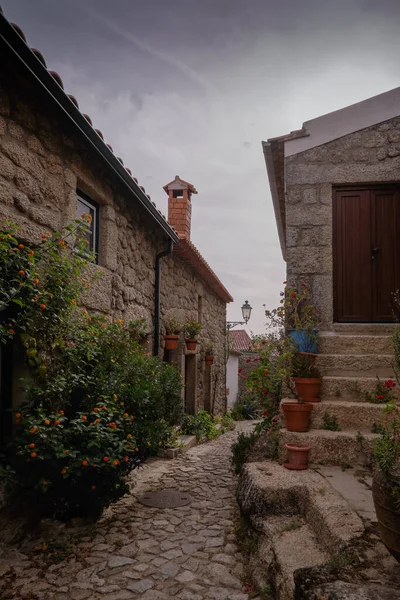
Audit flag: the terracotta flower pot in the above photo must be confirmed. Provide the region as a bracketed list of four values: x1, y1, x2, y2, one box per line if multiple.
[372, 469, 400, 562]
[284, 443, 311, 470]
[282, 401, 313, 432]
[164, 334, 179, 350]
[185, 339, 198, 351]
[293, 377, 322, 403]
[205, 355, 214, 365]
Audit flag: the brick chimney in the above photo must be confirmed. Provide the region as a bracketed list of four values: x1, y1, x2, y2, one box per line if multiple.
[163, 175, 198, 240]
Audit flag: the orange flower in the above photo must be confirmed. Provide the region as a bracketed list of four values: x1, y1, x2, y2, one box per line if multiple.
[93, 407, 99, 413]
[28, 443, 35, 449]
[16, 413, 21, 419]
[40, 304, 46, 310]
[113, 459, 120, 466]
[44, 420, 50, 425]
[103, 456, 109, 462]
[95, 418, 101, 424]
[123, 413, 129, 418]
[124, 456, 129, 462]
[63, 450, 68, 454]
[102, 406, 107, 411]
[18, 270, 25, 276]
[81, 416, 87, 421]
[18, 244, 24, 250]
[8, 249, 13, 253]
[87, 317, 92, 323]
[30, 452, 37, 458]
[33, 278, 39, 285]
[29, 250, 34, 256]
[59, 410, 64, 415]
[91, 485, 96, 490]
[61, 468, 68, 475]
[42, 481, 48, 486]
[41, 234, 47, 239]
[127, 434, 132, 439]
[82, 460, 88, 467]
[8, 329, 15, 335]
[54, 420, 61, 425]
[135, 447, 139, 452]
[30, 427, 38, 433]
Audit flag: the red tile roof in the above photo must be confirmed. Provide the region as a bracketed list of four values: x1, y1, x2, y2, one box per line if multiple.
[230, 329, 252, 352]
[174, 239, 233, 303]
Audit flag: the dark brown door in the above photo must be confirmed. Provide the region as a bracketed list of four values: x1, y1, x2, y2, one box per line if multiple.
[334, 186, 400, 322]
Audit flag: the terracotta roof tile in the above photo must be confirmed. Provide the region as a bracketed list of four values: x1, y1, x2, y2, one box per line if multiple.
[230, 329, 252, 352]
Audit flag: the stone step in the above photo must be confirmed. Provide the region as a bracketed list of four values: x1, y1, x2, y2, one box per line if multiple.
[263, 517, 329, 600]
[316, 353, 394, 377]
[319, 333, 393, 355]
[280, 428, 379, 467]
[310, 399, 397, 432]
[321, 375, 398, 400]
[332, 323, 398, 335]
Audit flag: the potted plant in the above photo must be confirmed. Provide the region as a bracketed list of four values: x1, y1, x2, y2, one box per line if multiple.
[291, 352, 322, 403]
[164, 318, 182, 350]
[372, 413, 400, 562]
[284, 282, 320, 353]
[184, 320, 201, 351]
[205, 345, 214, 365]
[284, 443, 311, 470]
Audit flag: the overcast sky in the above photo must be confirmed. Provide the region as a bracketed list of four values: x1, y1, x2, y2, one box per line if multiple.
[3, 0, 400, 333]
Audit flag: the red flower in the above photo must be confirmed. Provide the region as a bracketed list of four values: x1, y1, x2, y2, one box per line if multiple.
[376, 395, 384, 400]
[243, 377, 247, 381]
[264, 370, 269, 375]
[384, 380, 396, 389]
[238, 368, 242, 374]
[283, 281, 287, 284]
[261, 340, 266, 345]
[263, 390, 269, 395]
[246, 358, 251, 363]
[263, 410, 268, 416]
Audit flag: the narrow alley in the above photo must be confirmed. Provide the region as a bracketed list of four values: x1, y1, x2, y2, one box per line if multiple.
[0, 423, 256, 600]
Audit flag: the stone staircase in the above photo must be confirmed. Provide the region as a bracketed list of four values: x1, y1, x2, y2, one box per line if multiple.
[280, 324, 399, 466]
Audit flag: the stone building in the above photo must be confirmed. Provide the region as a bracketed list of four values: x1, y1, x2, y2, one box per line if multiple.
[227, 329, 252, 408]
[0, 10, 232, 432]
[263, 87, 400, 461]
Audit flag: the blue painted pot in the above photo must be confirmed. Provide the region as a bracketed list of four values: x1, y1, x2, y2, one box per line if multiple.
[289, 329, 319, 353]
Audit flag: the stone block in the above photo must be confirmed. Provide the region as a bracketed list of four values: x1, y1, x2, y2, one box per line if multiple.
[0, 153, 15, 180]
[27, 134, 46, 156]
[388, 130, 400, 142]
[363, 130, 387, 147]
[13, 191, 30, 213]
[0, 116, 6, 136]
[312, 274, 333, 328]
[285, 247, 331, 275]
[8, 122, 25, 140]
[303, 187, 317, 204]
[81, 265, 112, 313]
[286, 202, 332, 227]
[299, 226, 331, 247]
[2, 139, 44, 180]
[0, 177, 15, 206]
[15, 168, 44, 204]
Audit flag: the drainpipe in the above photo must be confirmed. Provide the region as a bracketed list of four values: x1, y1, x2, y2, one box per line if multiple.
[153, 239, 173, 357]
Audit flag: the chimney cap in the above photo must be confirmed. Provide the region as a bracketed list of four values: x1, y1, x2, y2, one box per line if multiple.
[163, 176, 198, 195]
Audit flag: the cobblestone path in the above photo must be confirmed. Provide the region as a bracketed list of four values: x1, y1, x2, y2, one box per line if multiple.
[0, 422, 256, 600]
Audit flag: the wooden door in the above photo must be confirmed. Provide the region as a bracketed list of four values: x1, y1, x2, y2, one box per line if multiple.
[334, 186, 400, 322]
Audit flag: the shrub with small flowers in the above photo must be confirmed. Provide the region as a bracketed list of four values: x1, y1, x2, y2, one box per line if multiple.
[0, 221, 183, 521]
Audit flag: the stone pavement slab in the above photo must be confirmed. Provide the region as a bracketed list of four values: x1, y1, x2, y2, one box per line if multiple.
[0, 421, 256, 599]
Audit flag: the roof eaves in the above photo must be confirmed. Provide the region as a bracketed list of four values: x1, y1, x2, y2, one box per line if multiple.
[262, 140, 286, 260]
[0, 11, 179, 243]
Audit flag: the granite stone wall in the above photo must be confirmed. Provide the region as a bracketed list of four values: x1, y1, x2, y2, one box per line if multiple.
[0, 68, 227, 414]
[285, 116, 400, 330]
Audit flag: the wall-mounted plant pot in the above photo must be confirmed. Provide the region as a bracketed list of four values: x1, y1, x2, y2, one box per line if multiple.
[293, 377, 322, 403]
[282, 401, 313, 432]
[372, 469, 400, 562]
[289, 329, 319, 353]
[185, 339, 198, 351]
[164, 334, 179, 350]
[284, 443, 311, 470]
[205, 355, 214, 365]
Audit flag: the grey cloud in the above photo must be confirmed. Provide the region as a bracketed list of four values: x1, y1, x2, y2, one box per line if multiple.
[2, 0, 400, 332]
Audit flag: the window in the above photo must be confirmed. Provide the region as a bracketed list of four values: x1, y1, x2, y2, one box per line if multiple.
[197, 295, 203, 325]
[76, 191, 98, 258]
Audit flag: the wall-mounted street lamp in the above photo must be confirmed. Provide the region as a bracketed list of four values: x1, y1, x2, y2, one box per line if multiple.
[226, 300, 252, 331]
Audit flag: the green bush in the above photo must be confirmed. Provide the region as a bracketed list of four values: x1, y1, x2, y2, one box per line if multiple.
[0, 222, 183, 520]
[180, 410, 218, 441]
[231, 416, 280, 474]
